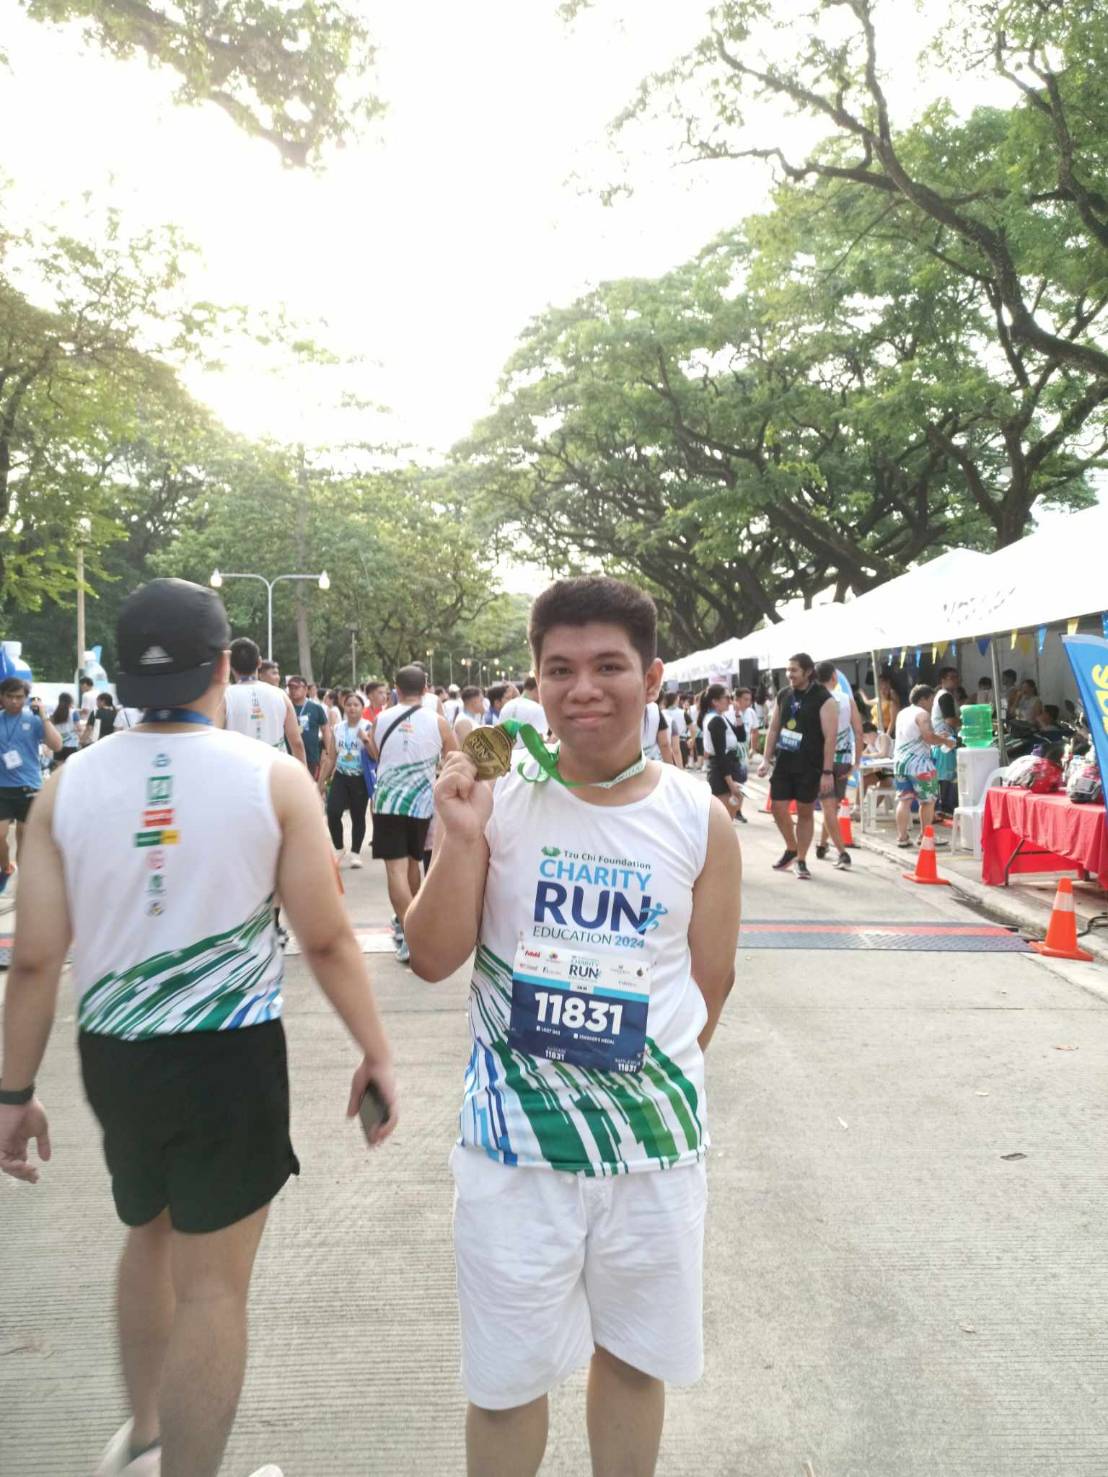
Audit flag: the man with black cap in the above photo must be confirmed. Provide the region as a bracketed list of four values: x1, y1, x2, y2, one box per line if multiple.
[0, 578, 397, 1477]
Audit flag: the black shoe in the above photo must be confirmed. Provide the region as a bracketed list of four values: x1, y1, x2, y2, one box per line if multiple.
[795, 860, 812, 880]
[772, 849, 798, 871]
[815, 843, 829, 860]
[276, 926, 290, 950]
[736, 812, 748, 824]
[834, 851, 852, 870]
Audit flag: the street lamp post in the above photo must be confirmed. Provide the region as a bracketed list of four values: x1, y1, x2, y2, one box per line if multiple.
[349, 626, 358, 688]
[209, 569, 330, 661]
[74, 517, 91, 682]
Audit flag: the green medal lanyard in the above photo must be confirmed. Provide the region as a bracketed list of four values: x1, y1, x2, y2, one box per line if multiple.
[500, 720, 647, 791]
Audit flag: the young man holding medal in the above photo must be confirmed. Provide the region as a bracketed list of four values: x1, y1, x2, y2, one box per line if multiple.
[406, 575, 742, 1477]
[758, 651, 837, 880]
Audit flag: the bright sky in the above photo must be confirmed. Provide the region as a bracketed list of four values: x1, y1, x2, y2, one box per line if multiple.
[2, 1, 764, 458]
[3, 1, 1009, 461]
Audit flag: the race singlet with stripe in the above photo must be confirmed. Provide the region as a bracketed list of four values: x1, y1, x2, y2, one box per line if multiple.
[53, 730, 284, 1040]
[223, 680, 288, 748]
[461, 762, 712, 1176]
[372, 703, 442, 818]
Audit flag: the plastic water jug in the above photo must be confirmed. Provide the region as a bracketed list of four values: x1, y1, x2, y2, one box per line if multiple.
[960, 703, 994, 748]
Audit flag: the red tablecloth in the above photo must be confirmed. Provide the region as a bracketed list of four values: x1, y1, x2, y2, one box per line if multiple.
[981, 789, 1108, 888]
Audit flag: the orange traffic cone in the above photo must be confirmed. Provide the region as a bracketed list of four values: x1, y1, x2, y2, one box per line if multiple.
[1030, 878, 1093, 961]
[903, 825, 950, 886]
[838, 798, 857, 849]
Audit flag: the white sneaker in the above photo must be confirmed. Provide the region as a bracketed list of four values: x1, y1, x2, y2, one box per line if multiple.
[94, 1422, 160, 1476]
[334, 850, 348, 869]
[349, 854, 363, 869]
[246, 1467, 284, 1476]
[395, 936, 411, 964]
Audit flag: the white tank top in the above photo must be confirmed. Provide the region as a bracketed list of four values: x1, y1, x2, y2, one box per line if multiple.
[223, 680, 288, 748]
[461, 763, 712, 1176]
[641, 701, 665, 760]
[372, 703, 442, 818]
[53, 729, 284, 1040]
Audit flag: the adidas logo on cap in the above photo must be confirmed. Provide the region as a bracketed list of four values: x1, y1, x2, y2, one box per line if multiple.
[139, 645, 173, 666]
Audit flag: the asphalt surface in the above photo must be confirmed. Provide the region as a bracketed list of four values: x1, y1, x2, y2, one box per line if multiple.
[1, 790, 1106, 1477]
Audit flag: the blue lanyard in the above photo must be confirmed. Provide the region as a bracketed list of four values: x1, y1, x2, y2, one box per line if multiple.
[141, 708, 214, 726]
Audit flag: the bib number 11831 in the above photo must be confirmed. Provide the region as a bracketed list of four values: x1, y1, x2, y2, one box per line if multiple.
[509, 940, 650, 1073]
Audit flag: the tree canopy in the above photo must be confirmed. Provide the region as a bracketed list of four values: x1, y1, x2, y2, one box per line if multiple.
[18, 0, 381, 165]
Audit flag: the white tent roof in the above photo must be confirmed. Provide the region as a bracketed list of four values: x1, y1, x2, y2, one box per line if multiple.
[663, 506, 1107, 681]
[930, 503, 1108, 643]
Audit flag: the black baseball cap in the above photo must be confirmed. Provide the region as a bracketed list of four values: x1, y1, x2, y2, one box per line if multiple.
[116, 578, 231, 708]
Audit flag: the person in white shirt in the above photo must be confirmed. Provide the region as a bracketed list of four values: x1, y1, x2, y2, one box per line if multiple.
[498, 675, 548, 748]
[451, 686, 486, 744]
[222, 639, 306, 764]
[443, 686, 463, 727]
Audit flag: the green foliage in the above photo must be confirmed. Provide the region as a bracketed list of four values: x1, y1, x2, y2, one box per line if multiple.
[19, 0, 381, 166]
[0, 211, 231, 618]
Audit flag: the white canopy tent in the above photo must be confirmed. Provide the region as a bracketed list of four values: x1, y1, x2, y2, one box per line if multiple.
[663, 508, 1107, 685]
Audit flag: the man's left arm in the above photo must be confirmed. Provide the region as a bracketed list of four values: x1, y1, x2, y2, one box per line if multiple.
[689, 799, 742, 1051]
[819, 697, 837, 797]
[38, 714, 62, 754]
[0, 777, 70, 1182]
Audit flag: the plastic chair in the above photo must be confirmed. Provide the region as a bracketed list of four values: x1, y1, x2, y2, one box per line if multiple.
[862, 776, 897, 833]
[951, 767, 1009, 859]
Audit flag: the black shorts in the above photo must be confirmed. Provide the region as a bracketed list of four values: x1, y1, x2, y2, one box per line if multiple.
[79, 1020, 299, 1234]
[707, 754, 747, 797]
[770, 766, 822, 806]
[371, 810, 431, 861]
[0, 787, 37, 824]
[830, 762, 853, 802]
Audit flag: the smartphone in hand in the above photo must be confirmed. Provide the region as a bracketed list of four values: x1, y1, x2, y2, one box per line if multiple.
[358, 1081, 391, 1144]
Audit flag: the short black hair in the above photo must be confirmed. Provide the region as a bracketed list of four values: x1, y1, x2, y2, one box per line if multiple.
[79, 676, 94, 690]
[938, 666, 958, 682]
[0, 677, 29, 697]
[521, 674, 540, 693]
[789, 652, 816, 674]
[287, 674, 307, 686]
[487, 682, 509, 707]
[862, 721, 878, 733]
[815, 661, 837, 684]
[230, 637, 260, 676]
[1002, 668, 1017, 683]
[529, 576, 657, 671]
[258, 659, 279, 677]
[461, 685, 482, 702]
[396, 663, 427, 697]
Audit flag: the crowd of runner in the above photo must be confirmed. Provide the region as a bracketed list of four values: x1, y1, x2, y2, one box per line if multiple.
[0, 586, 992, 1477]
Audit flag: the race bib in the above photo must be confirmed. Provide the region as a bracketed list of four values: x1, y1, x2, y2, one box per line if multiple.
[3, 750, 21, 770]
[508, 938, 650, 1073]
[776, 728, 802, 753]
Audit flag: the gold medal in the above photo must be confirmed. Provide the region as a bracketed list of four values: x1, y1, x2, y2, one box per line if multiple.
[462, 724, 514, 780]
[786, 719, 798, 730]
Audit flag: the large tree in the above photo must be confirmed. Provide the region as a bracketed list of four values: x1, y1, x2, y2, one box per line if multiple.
[17, 0, 381, 165]
[609, 0, 1108, 545]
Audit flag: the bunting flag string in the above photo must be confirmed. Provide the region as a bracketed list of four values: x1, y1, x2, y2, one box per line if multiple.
[1036, 626, 1047, 654]
[977, 637, 990, 657]
[1102, 613, 1108, 640]
[1067, 617, 1080, 636]
[1010, 630, 1018, 649]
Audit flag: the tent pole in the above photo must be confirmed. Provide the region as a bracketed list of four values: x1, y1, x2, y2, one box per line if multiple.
[989, 638, 1008, 765]
[869, 649, 881, 718]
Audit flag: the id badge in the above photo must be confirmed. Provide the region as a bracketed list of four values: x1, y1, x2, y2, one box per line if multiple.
[776, 728, 802, 753]
[2, 749, 21, 770]
[508, 938, 651, 1073]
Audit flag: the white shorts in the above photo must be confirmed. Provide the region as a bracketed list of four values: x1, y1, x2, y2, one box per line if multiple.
[450, 1144, 707, 1410]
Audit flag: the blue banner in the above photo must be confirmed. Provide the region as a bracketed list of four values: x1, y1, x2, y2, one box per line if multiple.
[1062, 635, 1108, 827]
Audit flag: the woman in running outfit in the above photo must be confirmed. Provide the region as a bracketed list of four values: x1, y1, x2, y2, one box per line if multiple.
[699, 685, 747, 822]
[328, 692, 372, 867]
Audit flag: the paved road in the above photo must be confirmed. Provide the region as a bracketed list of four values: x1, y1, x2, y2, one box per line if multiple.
[2, 796, 1106, 1476]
